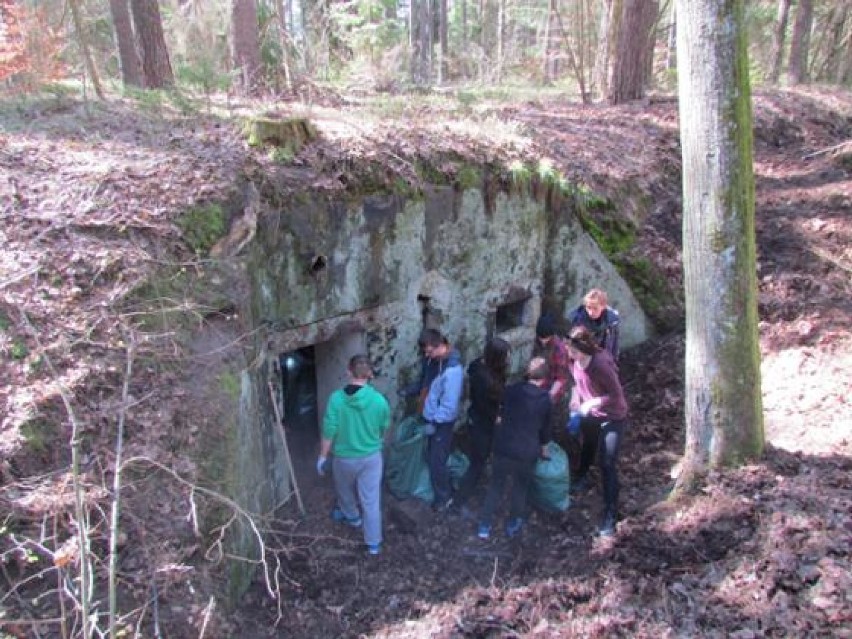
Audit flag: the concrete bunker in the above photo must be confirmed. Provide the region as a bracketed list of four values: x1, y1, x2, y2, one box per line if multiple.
[222, 182, 655, 597]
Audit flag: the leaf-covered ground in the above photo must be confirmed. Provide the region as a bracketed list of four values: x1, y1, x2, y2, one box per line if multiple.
[1, 87, 850, 638]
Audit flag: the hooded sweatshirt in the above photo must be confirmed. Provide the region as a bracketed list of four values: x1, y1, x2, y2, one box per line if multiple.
[422, 349, 464, 425]
[493, 380, 553, 463]
[568, 305, 621, 360]
[322, 384, 390, 458]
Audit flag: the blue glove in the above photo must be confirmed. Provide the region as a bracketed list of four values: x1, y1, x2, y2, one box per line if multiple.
[566, 412, 582, 437]
[316, 456, 329, 476]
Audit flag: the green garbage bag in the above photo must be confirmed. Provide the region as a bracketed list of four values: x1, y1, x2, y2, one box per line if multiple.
[530, 441, 571, 513]
[447, 450, 470, 490]
[385, 416, 433, 502]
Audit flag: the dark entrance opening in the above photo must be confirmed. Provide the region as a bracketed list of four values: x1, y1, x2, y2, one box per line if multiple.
[277, 346, 321, 493]
[278, 346, 319, 434]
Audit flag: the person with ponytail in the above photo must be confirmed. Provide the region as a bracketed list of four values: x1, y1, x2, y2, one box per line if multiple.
[565, 326, 629, 537]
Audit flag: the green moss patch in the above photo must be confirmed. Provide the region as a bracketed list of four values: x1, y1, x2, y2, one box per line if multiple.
[177, 202, 227, 255]
[614, 256, 678, 330]
[581, 214, 636, 256]
[20, 419, 56, 454]
[244, 116, 316, 151]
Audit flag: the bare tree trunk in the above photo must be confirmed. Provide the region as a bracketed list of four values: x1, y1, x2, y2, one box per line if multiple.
[675, 0, 764, 491]
[462, 0, 468, 54]
[768, 0, 791, 83]
[69, 0, 105, 99]
[411, 0, 432, 86]
[665, 0, 676, 71]
[818, 5, 849, 82]
[787, 0, 813, 85]
[109, 0, 143, 88]
[542, 0, 556, 84]
[573, 0, 585, 91]
[481, 0, 488, 52]
[273, 0, 293, 90]
[496, 0, 505, 83]
[439, 0, 448, 83]
[837, 16, 852, 84]
[608, 0, 657, 104]
[130, 0, 174, 88]
[231, 0, 262, 95]
[592, 0, 620, 100]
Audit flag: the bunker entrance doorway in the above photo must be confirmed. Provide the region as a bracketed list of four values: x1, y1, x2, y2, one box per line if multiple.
[276, 329, 367, 468]
[279, 346, 318, 434]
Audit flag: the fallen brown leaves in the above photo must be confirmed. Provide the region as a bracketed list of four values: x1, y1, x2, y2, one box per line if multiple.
[1, 86, 852, 637]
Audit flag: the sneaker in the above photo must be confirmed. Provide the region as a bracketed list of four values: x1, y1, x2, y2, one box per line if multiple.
[505, 517, 525, 538]
[477, 523, 491, 540]
[366, 543, 381, 555]
[598, 510, 616, 537]
[331, 507, 362, 528]
[570, 475, 591, 494]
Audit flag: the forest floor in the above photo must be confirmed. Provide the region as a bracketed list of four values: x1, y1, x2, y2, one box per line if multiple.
[1, 85, 851, 638]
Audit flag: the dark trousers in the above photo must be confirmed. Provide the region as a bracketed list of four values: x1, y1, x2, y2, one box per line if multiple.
[455, 419, 493, 504]
[577, 416, 626, 512]
[428, 422, 455, 504]
[479, 454, 536, 525]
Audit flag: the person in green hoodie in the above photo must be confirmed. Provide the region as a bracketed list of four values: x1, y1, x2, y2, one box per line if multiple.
[317, 354, 391, 555]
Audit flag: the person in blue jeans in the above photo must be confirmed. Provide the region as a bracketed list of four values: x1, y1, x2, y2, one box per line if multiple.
[317, 354, 391, 555]
[477, 356, 552, 540]
[565, 326, 629, 537]
[420, 330, 464, 513]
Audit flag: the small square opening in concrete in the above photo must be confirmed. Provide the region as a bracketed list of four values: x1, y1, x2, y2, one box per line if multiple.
[496, 298, 529, 333]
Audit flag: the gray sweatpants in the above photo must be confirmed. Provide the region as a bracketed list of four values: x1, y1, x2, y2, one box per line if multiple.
[332, 451, 383, 547]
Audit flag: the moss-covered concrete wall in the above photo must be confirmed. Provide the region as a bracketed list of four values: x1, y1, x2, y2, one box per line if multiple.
[248, 184, 651, 417]
[184, 179, 653, 603]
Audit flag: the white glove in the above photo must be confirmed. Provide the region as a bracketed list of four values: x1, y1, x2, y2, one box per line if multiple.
[579, 399, 598, 416]
[316, 456, 329, 476]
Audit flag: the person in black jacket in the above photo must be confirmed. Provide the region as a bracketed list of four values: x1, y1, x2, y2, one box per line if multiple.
[477, 357, 552, 540]
[455, 337, 510, 507]
[567, 288, 621, 360]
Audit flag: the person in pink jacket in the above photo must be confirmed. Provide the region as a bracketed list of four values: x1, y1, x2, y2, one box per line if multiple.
[565, 326, 629, 537]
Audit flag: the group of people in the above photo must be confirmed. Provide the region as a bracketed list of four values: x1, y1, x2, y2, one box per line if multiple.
[317, 288, 627, 555]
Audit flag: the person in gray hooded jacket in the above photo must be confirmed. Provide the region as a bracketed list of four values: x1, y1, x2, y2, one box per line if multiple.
[421, 331, 464, 512]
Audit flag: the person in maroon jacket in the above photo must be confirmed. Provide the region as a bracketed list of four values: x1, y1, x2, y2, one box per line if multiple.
[565, 326, 629, 537]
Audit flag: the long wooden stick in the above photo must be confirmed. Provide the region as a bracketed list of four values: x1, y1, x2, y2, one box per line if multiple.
[267, 381, 305, 516]
[802, 140, 852, 160]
